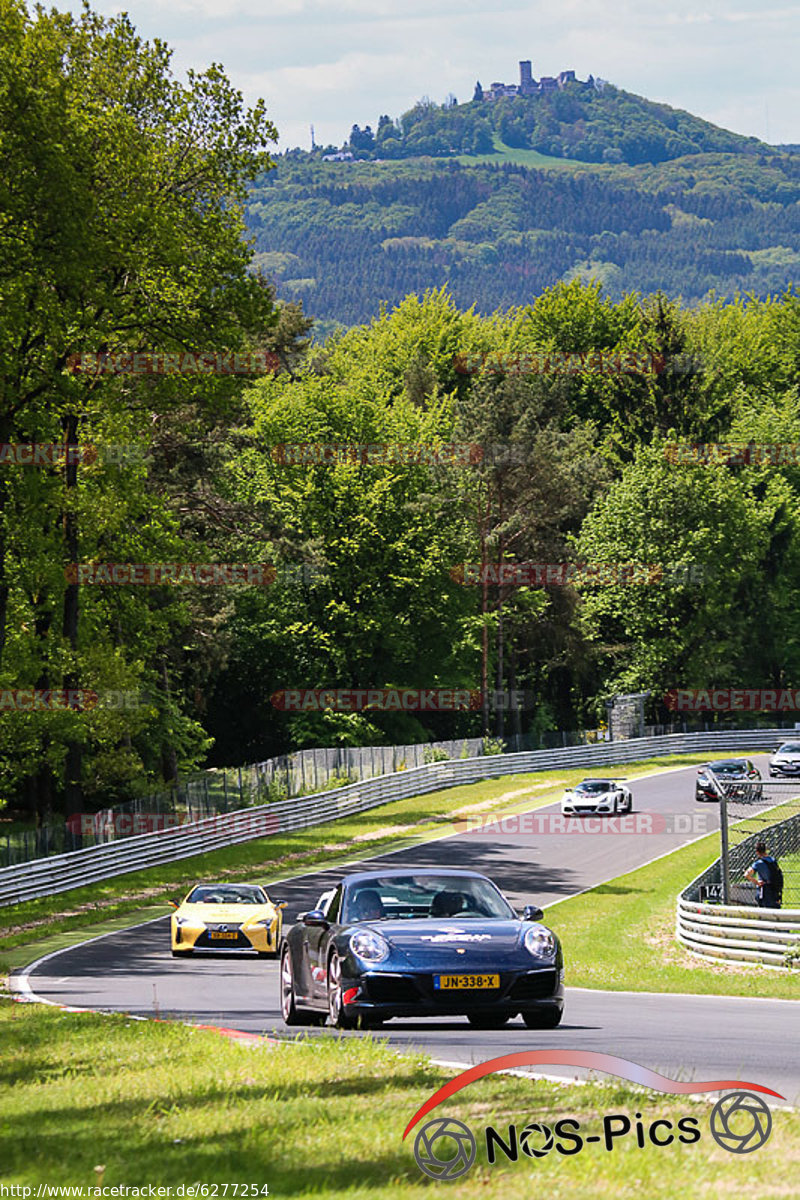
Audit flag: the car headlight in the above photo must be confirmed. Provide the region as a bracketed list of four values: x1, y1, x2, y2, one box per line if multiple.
[524, 926, 556, 958]
[249, 920, 272, 929]
[349, 929, 390, 963]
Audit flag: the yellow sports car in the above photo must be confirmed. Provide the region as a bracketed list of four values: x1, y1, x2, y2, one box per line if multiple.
[170, 882, 286, 958]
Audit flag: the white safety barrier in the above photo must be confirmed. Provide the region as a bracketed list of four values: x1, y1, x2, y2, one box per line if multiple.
[1, 727, 792, 907]
[676, 895, 800, 968]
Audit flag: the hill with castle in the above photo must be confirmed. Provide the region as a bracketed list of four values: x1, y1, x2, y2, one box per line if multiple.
[247, 64, 799, 328]
[315, 58, 767, 167]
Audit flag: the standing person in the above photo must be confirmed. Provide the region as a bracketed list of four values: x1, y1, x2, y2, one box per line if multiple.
[744, 842, 783, 908]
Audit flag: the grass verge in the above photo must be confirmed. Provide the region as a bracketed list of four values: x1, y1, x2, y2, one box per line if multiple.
[455, 135, 589, 170]
[546, 833, 800, 999]
[1, 996, 795, 1197]
[0, 755, 713, 965]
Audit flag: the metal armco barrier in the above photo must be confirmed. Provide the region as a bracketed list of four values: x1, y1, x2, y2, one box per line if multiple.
[676, 896, 800, 968]
[676, 793, 800, 968]
[1, 727, 793, 908]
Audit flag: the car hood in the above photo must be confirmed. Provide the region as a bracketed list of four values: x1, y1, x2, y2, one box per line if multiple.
[567, 789, 613, 799]
[176, 903, 273, 922]
[357, 919, 530, 955]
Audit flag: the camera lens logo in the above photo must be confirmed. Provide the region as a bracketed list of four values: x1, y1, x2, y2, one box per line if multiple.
[413, 1117, 476, 1181]
[709, 1092, 773, 1153]
[519, 1122, 554, 1158]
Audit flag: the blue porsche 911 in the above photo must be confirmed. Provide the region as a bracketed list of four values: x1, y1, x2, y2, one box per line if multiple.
[279, 868, 564, 1030]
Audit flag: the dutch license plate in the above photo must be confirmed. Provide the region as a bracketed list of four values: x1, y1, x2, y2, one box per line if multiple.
[434, 973, 500, 990]
[210, 931, 238, 940]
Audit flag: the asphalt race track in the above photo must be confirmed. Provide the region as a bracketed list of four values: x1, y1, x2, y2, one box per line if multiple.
[17, 755, 800, 1103]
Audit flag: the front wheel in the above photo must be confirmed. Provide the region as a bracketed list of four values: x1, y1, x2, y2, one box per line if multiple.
[327, 952, 357, 1029]
[523, 1007, 562, 1029]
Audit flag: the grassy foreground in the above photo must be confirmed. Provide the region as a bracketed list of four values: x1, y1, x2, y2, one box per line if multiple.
[0, 754, 715, 963]
[1, 997, 796, 1198]
[547, 833, 800, 999]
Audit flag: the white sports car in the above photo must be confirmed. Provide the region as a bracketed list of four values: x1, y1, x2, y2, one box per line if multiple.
[561, 778, 633, 816]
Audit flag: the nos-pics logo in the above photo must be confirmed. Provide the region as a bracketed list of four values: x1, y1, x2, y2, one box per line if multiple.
[404, 1053, 781, 1182]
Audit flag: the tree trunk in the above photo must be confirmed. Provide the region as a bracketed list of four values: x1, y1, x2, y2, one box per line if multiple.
[0, 416, 12, 669]
[495, 562, 505, 742]
[480, 497, 490, 738]
[62, 412, 83, 818]
[161, 659, 179, 785]
[509, 645, 522, 743]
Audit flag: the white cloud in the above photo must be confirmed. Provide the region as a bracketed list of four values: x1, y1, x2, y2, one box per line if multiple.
[63, 0, 800, 147]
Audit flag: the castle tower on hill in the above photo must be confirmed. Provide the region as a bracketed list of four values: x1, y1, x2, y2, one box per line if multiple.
[482, 59, 589, 102]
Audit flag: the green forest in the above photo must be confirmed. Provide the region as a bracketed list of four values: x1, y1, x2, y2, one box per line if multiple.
[3, 1, 800, 826]
[248, 154, 800, 326]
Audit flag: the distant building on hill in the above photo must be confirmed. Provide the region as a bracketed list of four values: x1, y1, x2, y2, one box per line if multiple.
[519, 60, 535, 95]
[479, 60, 598, 101]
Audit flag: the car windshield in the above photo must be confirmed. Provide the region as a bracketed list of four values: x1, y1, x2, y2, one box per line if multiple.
[343, 874, 515, 922]
[575, 781, 612, 794]
[777, 744, 800, 754]
[186, 885, 267, 904]
[707, 761, 746, 773]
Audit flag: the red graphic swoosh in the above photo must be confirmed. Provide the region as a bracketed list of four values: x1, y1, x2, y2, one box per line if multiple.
[402, 1051, 785, 1139]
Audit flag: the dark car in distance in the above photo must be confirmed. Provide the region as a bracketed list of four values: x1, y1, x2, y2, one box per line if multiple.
[695, 759, 763, 802]
[279, 868, 564, 1031]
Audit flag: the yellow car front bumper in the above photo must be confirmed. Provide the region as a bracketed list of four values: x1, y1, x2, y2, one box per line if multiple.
[171, 917, 281, 954]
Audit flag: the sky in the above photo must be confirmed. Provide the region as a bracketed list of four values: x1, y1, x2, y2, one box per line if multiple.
[67, 0, 800, 150]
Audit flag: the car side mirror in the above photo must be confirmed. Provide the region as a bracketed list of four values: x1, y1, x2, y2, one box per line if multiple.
[302, 909, 329, 927]
[522, 905, 544, 922]
[275, 901, 287, 910]
[168, 899, 180, 909]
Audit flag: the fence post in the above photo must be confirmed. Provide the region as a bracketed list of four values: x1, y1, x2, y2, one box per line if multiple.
[710, 769, 731, 904]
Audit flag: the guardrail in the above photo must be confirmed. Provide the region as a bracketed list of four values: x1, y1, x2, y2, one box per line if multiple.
[675, 775, 800, 968]
[676, 895, 800, 968]
[0, 727, 792, 908]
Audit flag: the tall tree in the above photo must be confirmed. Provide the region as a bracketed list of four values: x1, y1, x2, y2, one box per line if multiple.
[0, 0, 277, 820]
